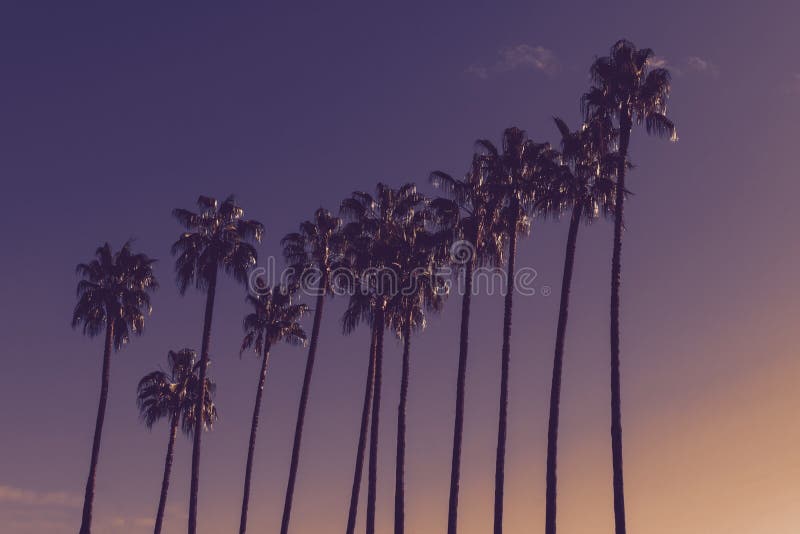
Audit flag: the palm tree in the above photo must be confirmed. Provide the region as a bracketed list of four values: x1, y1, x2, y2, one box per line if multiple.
[137, 349, 218, 534]
[430, 157, 506, 534]
[344, 316, 377, 534]
[342, 290, 378, 534]
[72, 242, 158, 534]
[340, 183, 426, 534]
[278, 208, 343, 534]
[172, 195, 263, 534]
[239, 284, 308, 534]
[385, 215, 447, 534]
[540, 118, 616, 534]
[582, 40, 676, 534]
[478, 128, 555, 534]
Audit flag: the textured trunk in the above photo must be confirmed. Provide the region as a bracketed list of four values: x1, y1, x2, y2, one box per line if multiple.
[544, 204, 583, 534]
[366, 304, 386, 534]
[154, 414, 180, 534]
[78, 321, 114, 534]
[345, 323, 377, 534]
[394, 314, 412, 534]
[610, 109, 631, 534]
[188, 267, 217, 534]
[493, 207, 518, 534]
[239, 342, 272, 534]
[447, 253, 475, 534]
[280, 281, 327, 534]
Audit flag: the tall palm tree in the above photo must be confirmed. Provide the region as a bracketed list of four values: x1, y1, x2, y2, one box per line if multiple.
[540, 118, 616, 534]
[582, 40, 676, 534]
[478, 128, 556, 534]
[430, 157, 506, 534]
[385, 215, 447, 534]
[344, 316, 377, 534]
[340, 183, 426, 534]
[72, 242, 158, 534]
[137, 349, 218, 534]
[239, 284, 308, 534]
[172, 195, 263, 534]
[278, 208, 343, 534]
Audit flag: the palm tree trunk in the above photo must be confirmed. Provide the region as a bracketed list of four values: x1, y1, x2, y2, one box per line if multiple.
[280, 282, 327, 534]
[188, 267, 217, 534]
[345, 323, 377, 534]
[544, 204, 583, 534]
[154, 414, 180, 534]
[239, 342, 272, 534]
[610, 110, 631, 534]
[447, 254, 475, 534]
[493, 210, 518, 534]
[78, 321, 114, 534]
[394, 313, 412, 534]
[366, 304, 386, 534]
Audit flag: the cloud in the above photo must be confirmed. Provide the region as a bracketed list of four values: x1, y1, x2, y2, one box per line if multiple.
[465, 63, 489, 79]
[0, 485, 81, 508]
[645, 55, 720, 78]
[497, 44, 559, 75]
[467, 44, 559, 79]
[647, 55, 670, 69]
[686, 56, 720, 78]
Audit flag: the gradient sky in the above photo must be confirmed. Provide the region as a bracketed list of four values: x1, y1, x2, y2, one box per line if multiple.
[2, 2, 800, 533]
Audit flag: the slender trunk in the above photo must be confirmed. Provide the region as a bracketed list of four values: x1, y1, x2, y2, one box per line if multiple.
[447, 253, 475, 534]
[544, 204, 583, 534]
[239, 342, 272, 534]
[493, 208, 518, 534]
[78, 321, 114, 534]
[280, 281, 327, 534]
[345, 324, 377, 534]
[610, 110, 631, 534]
[366, 304, 386, 534]
[394, 313, 412, 534]
[154, 414, 180, 534]
[188, 267, 217, 534]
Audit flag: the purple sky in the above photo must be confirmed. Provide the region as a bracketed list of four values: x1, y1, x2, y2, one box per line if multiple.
[2, 2, 800, 533]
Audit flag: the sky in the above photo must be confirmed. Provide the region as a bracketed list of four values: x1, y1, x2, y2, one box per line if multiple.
[1, 1, 800, 533]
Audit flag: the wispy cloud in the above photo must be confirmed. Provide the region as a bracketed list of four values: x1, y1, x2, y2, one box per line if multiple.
[647, 55, 670, 69]
[467, 44, 559, 79]
[647, 55, 720, 78]
[0, 485, 81, 508]
[686, 56, 720, 78]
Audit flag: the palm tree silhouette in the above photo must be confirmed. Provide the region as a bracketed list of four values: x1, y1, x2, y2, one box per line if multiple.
[340, 183, 426, 534]
[479, 128, 556, 534]
[172, 195, 263, 534]
[582, 40, 676, 534]
[430, 158, 505, 534]
[72, 242, 158, 534]
[540, 118, 616, 534]
[137, 349, 218, 534]
[385, 211, 448, 534]
[278, 208, 343, 534]
[341, 287, 378, 534]
[239, 284, 308, 534]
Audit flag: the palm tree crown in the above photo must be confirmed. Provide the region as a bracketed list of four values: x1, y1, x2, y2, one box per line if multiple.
[172, 195, 264, 293]
[582, 39, 676, 142]
[241, 285, 308, 355]
[430, 155, 506, 267]
[72, 241, 158, 348]
[281, 207, 344, 294]
[539, 118, 617, 221]
[136, 349, 218, 433]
